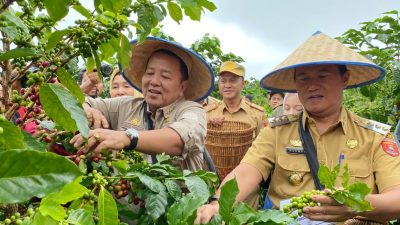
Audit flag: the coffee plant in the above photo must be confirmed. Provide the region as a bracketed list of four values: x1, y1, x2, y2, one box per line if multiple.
[283, 164, 373, 220]
[0, 0, 380, 224]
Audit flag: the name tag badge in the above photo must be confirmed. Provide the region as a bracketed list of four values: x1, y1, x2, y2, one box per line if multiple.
[280, 198, 334, 225]
[286, 147, 305, 155]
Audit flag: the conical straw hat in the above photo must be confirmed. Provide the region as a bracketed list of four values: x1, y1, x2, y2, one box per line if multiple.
[121, 37, 214, 101]
[260, 31, 386, 92]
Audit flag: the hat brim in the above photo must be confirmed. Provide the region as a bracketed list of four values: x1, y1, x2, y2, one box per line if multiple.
[119, 37, 214, 102]
[261, 61, 385, 93]
[260, 31, 386, 92]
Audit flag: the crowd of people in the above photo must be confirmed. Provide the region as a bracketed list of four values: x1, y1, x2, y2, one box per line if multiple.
[5, 31, 400, 225]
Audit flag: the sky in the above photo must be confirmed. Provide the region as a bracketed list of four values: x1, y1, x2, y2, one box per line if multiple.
[160, 0, 400, 80]
[74, 0, 400, 80]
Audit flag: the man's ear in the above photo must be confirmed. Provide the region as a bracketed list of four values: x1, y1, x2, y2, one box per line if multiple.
[180, 80, 189, 97]
[241, 77, 246, 89]
[342, 71, 350, 87]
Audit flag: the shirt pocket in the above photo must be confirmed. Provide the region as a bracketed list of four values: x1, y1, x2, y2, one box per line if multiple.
[272, 152, 313, 199]
[344, 156, 373, 186]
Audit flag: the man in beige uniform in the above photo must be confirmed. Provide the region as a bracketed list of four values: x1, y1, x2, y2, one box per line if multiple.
[206, 61, 266, 137]
[206, 61, 265, 209]
[196, 32, 400, 224]
[70, 37, 215, 172]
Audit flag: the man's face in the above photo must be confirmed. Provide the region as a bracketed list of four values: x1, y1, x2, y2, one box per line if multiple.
[294, 64, 349, 117]
[218, 72, 245, 101]
[82, 71, 104, 97]
[142, 52, 188, 112]
[269, 93, 283, 109]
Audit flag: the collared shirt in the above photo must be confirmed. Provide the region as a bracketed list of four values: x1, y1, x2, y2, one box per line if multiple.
[242, 108, 400, 209]
[206, 98, 265, 137]
[86, 96, 207, 171]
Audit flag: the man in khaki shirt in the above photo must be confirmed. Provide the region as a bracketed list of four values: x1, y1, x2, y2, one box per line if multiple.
[196, 32, 400, 224]
[70, 37, 215, 172]
[206, 61, 266, 137]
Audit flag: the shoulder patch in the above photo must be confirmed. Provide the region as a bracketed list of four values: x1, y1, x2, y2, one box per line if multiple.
[354, 117, 391, 135]
[381, 137, 399, 157]
[204, 103, 218, 113]
[268, 114, 299, 128]
[245, 101, 265, 112]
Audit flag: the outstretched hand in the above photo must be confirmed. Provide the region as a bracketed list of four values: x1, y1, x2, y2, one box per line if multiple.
[70, 129, 131, 154]
[83, 104, 109, 129]
[194, 202, 219, 224]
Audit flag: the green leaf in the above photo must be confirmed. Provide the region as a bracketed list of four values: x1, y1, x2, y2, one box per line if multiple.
[129, 172, 165, 193]
[112, 160, 128, 174]
[179, 0, 202, 21]
[153, 5, 164, 21]
[57, 68, 85, 104]
[39, 120, 56, 131]
[230, 202, 255, 225]
[184, 176, 210, 201]
[341, 164, 350, 188]
[207, 213, 223, 225]
[117, 34, 132, 71]
[164, 179, 182, 201]
[22, 131, 47, 151]
[98, 186, 119, 225]
[0, 150, 81, 203]
[332, 189, 373, 212]
[167, 193, 205, 225]
[0, 119, 24, 150]
[45, 29, 72, 52]
[46, 177, 88, 204]
[39, 198, 66, 221]
[167, 2, 183, 23]
[317, 164, 338, 189]
[348, 182, 371, 199]
[0, 48, 37, 62]
[31, 211, 58, 225]
[44, 0, 72, 21]
[145, 190, 168, 221]
[73, 5, 92, 18]
[198, 0, 217, 11]
[66, 209, 95, 225]
[39, 83, 89, 139]
[218, 178, 239, 223]
[99, 0, 131, 13]
[99, 42, 116, 61]
[251, 209, 294, 224]
[2, 8, 29, 34]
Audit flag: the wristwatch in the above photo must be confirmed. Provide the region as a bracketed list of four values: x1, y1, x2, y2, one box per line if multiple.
[125, 128, 139, 150]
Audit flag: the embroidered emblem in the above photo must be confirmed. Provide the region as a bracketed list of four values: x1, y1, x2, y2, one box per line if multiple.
[286, 147, 305, 154]
[288, 173, 303, 185]
[381, 138, 399, 157]
[131, 117, 140, 126]
[346, 139, 358, 149]
[290, 139, 302, 147]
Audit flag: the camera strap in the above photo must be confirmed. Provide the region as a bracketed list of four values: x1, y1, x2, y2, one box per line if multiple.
[298, 112, 324, 190]
[143, 102, 158, 164]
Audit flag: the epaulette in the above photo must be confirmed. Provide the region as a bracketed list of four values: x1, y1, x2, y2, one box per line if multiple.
[268, 114, 299, 128]
[245, 101, 265, 112]
[354, 117, 391, 135]
[204, 103, 218, 113]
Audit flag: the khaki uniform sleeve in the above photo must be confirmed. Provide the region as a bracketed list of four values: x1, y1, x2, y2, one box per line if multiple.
[254, 111, 266, 137]
[86, 96, 133, 130]
[168, 104, 207, 157]
[372, 134, 400, 192]
[241, 126, 276, 181]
